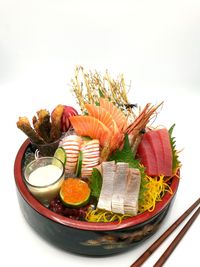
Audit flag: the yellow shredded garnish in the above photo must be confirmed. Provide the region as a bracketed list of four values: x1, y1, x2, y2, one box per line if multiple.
[85, 175, 173, 223]
[138, 175, 173, 214]
[85, 209, 132, 223]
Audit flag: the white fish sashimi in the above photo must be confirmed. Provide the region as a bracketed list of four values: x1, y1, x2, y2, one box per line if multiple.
[97, 161, 141, 216]
[111, 163, 129, 214]
[124, 168, 141, 216]
[97, 161, 116, 211]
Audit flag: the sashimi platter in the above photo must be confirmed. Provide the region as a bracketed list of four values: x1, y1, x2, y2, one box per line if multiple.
[15, 66, 181, 255]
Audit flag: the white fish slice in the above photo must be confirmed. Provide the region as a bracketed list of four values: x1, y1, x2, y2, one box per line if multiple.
[111, 162, 129, 214]
[124, 168, 141, 216]
[97, 161, 116, 211]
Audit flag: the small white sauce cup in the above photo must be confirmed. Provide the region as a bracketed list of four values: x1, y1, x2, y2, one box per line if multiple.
[24, 157, 65, 206]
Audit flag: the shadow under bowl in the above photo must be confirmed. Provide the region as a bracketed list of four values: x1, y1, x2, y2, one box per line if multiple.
[14, 139, 180, 256]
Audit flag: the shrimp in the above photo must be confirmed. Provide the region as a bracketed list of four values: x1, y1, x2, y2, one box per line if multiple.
[125, 102, 163, 154]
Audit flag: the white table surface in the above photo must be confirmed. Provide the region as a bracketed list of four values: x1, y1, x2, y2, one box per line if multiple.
[0, 0, 199, 266]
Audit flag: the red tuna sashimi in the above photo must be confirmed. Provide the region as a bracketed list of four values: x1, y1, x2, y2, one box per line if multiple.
[137, 128, 172, 176]
[137, 133, 158, 175]
[145, 131, 165, 175]
[157, 128, 172, 176]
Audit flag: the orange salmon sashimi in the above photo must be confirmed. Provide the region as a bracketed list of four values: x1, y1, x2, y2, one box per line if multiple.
[85, 103, 124, 151]
[84, 103, 119, 134]
[99, 98, 127, 132]
[69, 116, 112, 149]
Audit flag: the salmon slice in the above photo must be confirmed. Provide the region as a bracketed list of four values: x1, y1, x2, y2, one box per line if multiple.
[69, 116, 112, 148]
[99, 98, 127, 131]
[85, 103, 124, 150]
[85, 104, 117, 133]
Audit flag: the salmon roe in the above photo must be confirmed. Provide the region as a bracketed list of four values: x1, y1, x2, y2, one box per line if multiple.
[60, 178, 90, 204]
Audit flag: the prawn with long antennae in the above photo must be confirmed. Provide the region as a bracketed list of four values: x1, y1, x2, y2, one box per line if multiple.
[124, 102, 163, 155]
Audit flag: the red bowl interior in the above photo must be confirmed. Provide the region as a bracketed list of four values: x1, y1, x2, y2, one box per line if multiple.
[14, 139, 180, 231]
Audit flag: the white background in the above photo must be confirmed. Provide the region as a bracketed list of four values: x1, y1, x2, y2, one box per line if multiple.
[0, 0, 200, 266]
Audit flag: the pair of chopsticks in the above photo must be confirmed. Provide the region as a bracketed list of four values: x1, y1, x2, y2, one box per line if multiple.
[130, 197, 200, 267]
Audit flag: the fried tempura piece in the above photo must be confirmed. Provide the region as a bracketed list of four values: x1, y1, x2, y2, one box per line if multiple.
[32, 115, 37, 128]
[50, 104, 64, 141]
[17, 117, 45, 144]
[33, 109, 51, 143]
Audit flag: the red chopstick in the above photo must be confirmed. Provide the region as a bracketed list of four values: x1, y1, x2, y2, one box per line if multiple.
[130, 197, 200, 267]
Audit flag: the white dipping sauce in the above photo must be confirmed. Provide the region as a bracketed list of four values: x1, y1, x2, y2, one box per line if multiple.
[28, 165, 62, 186]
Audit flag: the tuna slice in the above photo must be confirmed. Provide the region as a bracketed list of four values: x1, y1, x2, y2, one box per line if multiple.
[157, 129, 173, 176]
[137, 128, 172, 176]
[145, 131, 165, 174]
[137, 133, 158, 175]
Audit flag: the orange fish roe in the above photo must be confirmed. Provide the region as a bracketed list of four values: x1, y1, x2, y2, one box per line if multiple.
[60, 178, 90, 206]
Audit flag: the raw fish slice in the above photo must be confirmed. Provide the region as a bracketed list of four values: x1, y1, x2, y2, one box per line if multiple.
[99, 98, 127, 132]
[137, 133, 158, 175]
[137, 128, 173, 176]
[82, 153, 99, 158]
[157, 129, 173, 176]
[63, 146, 80, 153]
[97, 161, 116, 211]
[70, 116, 112, 148]
[112, 163, 129, 214]
[85, 104, 116, 132]
[62, 135, 82, 174]
[124, 168, 141, 215]
[85, 103, 124, 151]
[145, 131, 165, 175]
[82, 139, 99, 147]
[80, 139, 100, 177]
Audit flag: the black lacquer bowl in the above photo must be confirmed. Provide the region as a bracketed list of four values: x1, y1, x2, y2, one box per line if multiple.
[14, 139, 180, 256]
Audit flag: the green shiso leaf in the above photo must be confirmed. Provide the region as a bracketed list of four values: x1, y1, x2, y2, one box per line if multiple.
[108, 134, 138, 167]
[169, 124, 181, 174]
[90, 168, 102, 198]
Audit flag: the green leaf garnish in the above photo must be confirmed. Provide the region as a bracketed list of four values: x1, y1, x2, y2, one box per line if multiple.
[108, 134, 139, 168]
[169, 124, 181, 173]
[90, 168, 102, 198]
